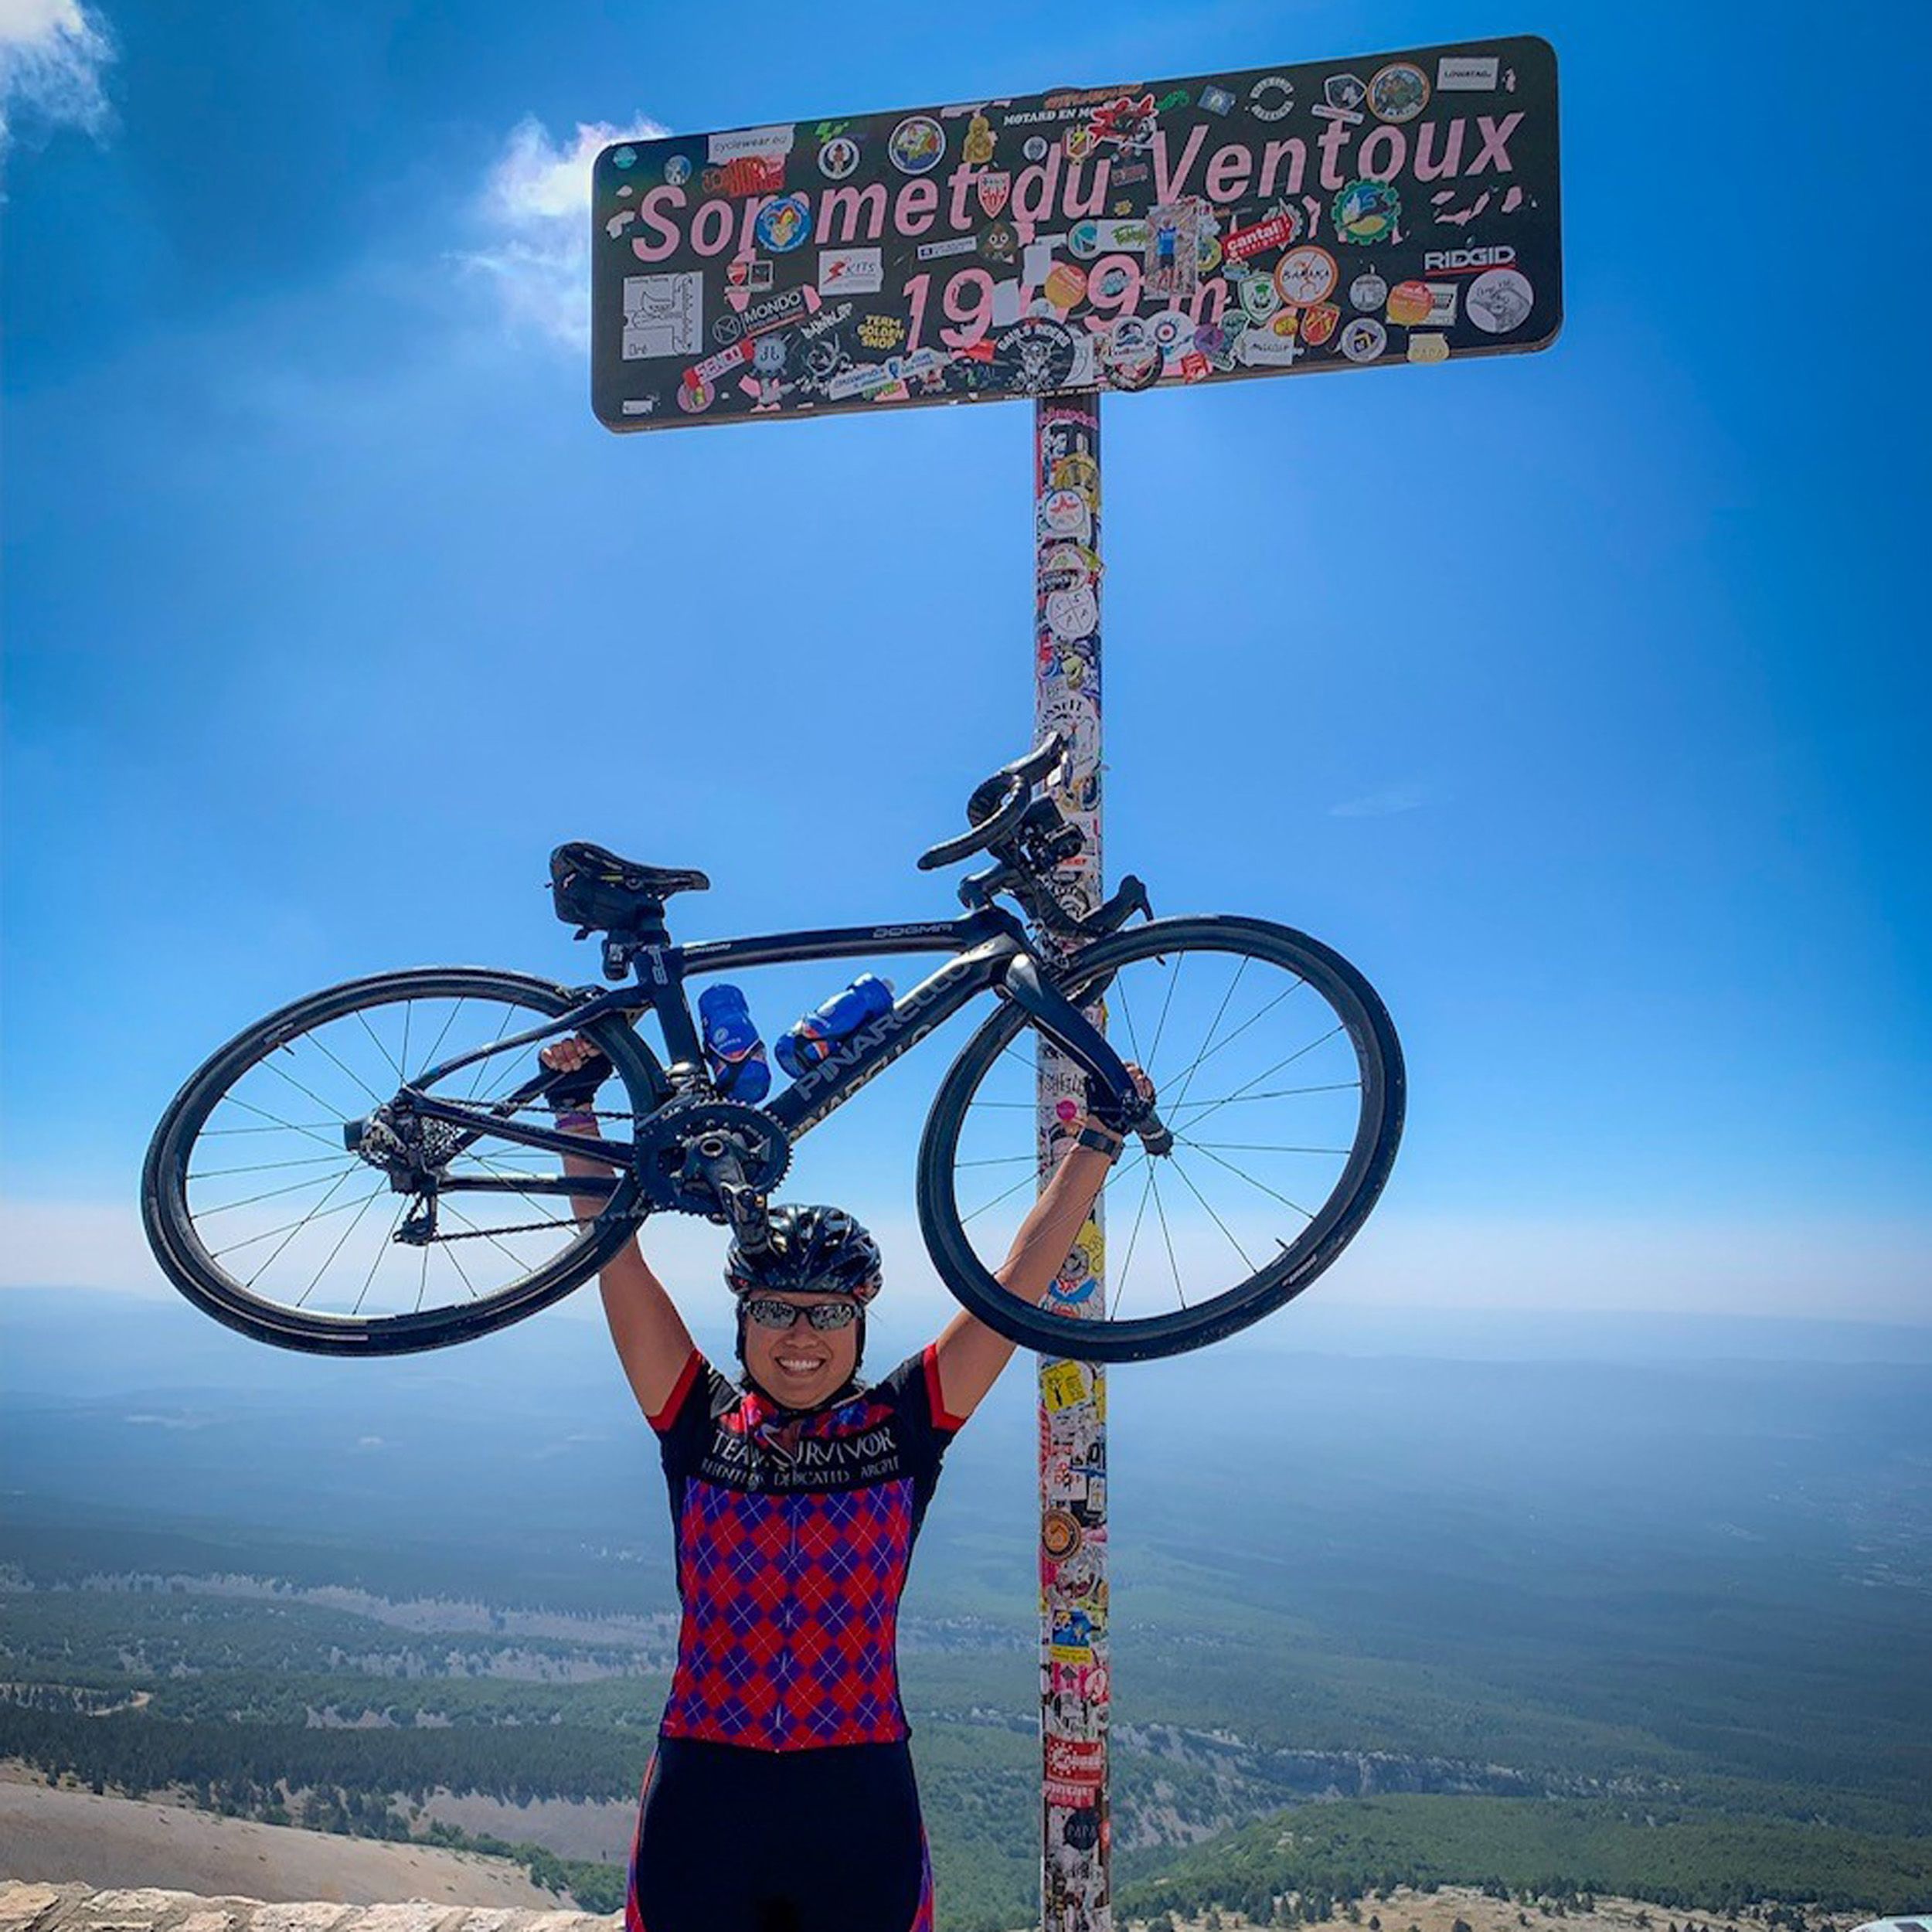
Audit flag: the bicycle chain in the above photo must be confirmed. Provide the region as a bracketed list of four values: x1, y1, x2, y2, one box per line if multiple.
[414, 1103, 648, 1243]
[422, 1207, 643, 1243]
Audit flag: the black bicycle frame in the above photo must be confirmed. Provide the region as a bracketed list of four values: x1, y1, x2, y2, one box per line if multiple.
[402, 903, 1134, 1182]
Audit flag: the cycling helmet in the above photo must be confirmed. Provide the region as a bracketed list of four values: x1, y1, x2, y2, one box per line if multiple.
[726, 1204, 883, 1304]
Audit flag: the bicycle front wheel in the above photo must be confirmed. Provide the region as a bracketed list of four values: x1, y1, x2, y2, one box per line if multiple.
[142, 968, 666, 1355]
[917, 917, 1404, 1362]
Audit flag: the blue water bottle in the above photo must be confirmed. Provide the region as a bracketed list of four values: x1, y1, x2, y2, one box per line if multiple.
[698, 984, 771, 1102]
[774, 975, 895, 1079]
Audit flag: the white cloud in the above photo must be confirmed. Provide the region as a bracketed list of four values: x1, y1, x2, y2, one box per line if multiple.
[1328, 782, 1428, 818]
[461, 114, 668, 349]
[0, 0, 114, 156]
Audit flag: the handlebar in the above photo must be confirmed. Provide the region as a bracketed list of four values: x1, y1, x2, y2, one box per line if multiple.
[917, 734, 1068, 872]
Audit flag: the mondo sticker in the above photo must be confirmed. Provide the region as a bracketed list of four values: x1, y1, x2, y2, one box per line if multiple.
[592, 37, 1562, 430]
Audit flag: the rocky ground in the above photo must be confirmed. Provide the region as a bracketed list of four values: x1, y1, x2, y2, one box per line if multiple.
[0, 1889, 611, 1932]
[0, 1784, 554, 1907]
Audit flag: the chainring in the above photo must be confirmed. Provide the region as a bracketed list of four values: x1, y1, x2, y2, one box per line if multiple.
[632, 1098, 791, 1216]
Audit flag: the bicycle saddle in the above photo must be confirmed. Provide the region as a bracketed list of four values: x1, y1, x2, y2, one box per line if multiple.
[549, 842, 709, 932]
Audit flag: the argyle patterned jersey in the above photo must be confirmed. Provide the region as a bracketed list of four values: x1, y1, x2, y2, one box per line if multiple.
[648, 1343, 968, 1752]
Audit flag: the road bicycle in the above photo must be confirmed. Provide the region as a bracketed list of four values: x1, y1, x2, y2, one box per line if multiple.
[142, 738, 1404, 1363]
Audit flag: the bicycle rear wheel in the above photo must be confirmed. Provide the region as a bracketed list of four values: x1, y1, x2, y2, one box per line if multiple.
[142, 968, 666, 1355]
[917, 917, 1403, 1362]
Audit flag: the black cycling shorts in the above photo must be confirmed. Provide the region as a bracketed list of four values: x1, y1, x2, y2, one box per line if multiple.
[628, 1735, 934, 1932]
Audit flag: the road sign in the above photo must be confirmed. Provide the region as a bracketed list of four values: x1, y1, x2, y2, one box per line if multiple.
[590, 36, 1560, 432]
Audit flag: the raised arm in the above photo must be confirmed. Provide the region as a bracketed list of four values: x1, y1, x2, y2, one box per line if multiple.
[543, 1038, 697, 1423]
[931, 1066, 1150, 1424]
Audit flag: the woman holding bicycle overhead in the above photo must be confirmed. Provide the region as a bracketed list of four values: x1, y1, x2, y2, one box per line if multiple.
[540, 1033, 1148, 1932]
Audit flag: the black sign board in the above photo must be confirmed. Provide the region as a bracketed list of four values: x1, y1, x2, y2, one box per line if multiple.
[590, 36, 1560, 432]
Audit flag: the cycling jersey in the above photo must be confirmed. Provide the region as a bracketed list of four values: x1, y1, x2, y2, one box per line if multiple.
[648, 1343, 968, 1751]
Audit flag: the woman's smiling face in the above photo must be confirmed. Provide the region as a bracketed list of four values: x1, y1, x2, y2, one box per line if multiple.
[741, 1291, 861, 1406]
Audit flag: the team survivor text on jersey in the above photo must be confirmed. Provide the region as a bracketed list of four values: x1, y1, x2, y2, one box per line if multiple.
[590, 37, 1561, 430]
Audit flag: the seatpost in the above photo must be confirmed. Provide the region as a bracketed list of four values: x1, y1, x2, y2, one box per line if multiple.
[603, 900, 669, 981]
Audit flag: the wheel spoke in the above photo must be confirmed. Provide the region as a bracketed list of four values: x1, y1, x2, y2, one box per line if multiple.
[1111, 1164, 1158, 1321]
[1165, 957, 1247, 1121]
[440, 1198, 564, 1271]
[1170, 1026, 1348, 1137]
[1176, 1136, 1318, 1221]
[1112, 964, 1149, 1070]
[216, 1094, 347, 1155]
[350, 1199, 413, 1317]
[1148, 1170, 1186, 1310]
[225, 1175, 373, 1275]
[461, 1006, 533, 1104]
[998, 1039, 1041, 1083]
[441, 1230, 483, 1301]
[162, 979, 638, 1345]
[467, 1150, 580, 1230]
[931, 927, 1399, 1358]
[417, 998, 466, 1081]
[353, 1007, 405, 1085]
[308, 1030, 389, 1109]
[1168, 1080, 1359, 1107]
[1158, 976, 1304, 1097]
[1185, 1141, 1353, 1155]
[260, 1055, 359, 1129]
[1141, 951, 1181, 1068]
[963, 1167, 1043, 1226]
[191, 1151, 354, 1182]
[1166, 1152, 1258, 1274]
[192, 1166, 359, 1216]
[295, 1184, 392, 1310]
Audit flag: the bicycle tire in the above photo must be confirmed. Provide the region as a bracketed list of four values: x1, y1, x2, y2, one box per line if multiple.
[142, 968, 667, 1356]
[916, 916, 1404, 1362]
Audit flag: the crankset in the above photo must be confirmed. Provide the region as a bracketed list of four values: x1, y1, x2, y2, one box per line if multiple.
[633, 1097, 791, 1224]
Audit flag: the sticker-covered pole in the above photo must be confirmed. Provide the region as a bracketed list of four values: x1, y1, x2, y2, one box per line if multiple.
[1032, 389, 1109, 1932]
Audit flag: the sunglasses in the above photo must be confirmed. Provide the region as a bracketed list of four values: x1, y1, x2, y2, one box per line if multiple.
[743, 1298, 862, 1332]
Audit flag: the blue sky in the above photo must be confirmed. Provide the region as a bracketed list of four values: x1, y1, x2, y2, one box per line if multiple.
[2, 0, 1927, 1330]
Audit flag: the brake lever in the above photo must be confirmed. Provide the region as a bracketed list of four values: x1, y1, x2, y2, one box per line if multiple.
[1070, 875, 1152, 937]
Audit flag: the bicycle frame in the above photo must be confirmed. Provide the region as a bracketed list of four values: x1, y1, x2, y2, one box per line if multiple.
[400, 903, 1136, 1184]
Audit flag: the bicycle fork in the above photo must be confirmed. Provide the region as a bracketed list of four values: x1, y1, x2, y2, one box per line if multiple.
[998, 956, 1173, 1155]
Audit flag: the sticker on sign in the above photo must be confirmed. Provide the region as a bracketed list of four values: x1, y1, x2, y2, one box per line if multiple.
[591, 36, 1561, 431]
[818, 247, 884, 294]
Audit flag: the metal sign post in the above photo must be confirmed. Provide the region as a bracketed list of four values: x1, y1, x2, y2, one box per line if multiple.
[1031, 392, 1110, 1926]
[590, 38, 1562, 1930]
